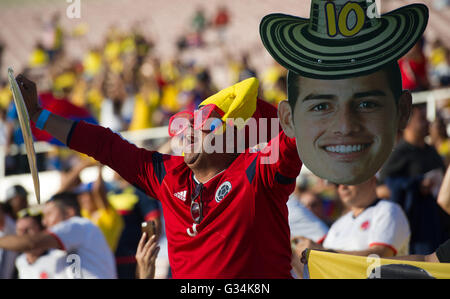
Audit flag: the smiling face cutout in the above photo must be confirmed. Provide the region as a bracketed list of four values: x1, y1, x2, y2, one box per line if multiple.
[279, 68, 411, 185]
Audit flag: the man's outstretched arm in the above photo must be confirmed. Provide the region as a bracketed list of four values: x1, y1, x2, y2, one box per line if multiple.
[0, 232, 61, 252]
[16, 74, 164, 199]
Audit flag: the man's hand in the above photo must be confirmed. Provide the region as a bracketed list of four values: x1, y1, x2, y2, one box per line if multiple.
[136, 233, 160, 279]
[13, 74, 74, 145]
[292, 237, 324, 257]
[15, 74, 42, 122]
[422, 168, 444, 198]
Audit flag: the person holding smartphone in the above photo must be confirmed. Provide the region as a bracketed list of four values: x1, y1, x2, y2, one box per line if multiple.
[135, 221, 160, 279]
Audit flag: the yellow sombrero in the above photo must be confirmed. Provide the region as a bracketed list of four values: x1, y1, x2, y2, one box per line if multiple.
[199, 77, 259, 130]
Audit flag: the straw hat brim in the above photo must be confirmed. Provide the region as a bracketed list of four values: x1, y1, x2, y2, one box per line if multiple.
[259, 4, 429, 79]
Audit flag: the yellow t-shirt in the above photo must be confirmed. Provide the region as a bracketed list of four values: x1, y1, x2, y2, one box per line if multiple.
[29, 48, 49, 68]
[129, 91, 160, 131]
[160, 84, 181, 113]
[81, 207, 124, 252]
[83, 51, 102, 77]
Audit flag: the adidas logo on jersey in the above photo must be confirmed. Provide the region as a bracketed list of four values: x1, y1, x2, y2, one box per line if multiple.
[174, 191, 187, 201]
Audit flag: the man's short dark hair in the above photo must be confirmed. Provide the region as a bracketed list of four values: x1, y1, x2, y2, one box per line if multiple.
[19, 213, 45, 230]
[287, 62, 403, 113]
[47, 192, 81, 216]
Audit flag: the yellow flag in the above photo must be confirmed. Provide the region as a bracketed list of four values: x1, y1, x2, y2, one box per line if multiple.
[305, 249, 450, 279]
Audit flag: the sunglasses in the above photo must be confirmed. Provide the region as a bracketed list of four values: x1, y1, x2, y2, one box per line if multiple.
[190, 183, 204, 224]
[168, 104, 225, 137]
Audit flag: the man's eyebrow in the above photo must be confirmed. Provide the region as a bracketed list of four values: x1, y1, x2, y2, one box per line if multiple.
[353, 90, 387, 98]
[302, 93, 336, 102]
[301, 90, 387, 102]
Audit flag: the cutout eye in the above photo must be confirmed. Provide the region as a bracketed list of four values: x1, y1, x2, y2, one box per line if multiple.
[358, 101, 379, 109]
[311, 103, 330, 112]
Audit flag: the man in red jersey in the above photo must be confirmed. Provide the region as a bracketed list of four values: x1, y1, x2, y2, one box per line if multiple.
[16, 74, 301, 278]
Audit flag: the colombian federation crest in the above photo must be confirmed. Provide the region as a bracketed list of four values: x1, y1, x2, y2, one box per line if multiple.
[215, 181, 232, 203]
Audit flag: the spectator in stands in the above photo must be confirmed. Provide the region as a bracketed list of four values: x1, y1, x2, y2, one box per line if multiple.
[238, 53, 257, 82]
[298, 191, 325, 222]
[17, 72, 302, 279]
[15, 208, 67, 279]
[213, 5, 230, 44]
[379, 104, 449, 254]
[189, 7, 207, 48]
[0, 202, 17, 278]
[292, 177, 411, 278]
[107, 172, 162, 279]
[429, 39, 450, 87]
[191, 7, 207, 34]
[430, 114, 450, 167]
[5, 184, 29, 220]
[5, 96, 32, 174]
[294, 176, 411, 258]
[386, 166, 450, 263]
[100, 73, 135, 132]
[41, 12, 64, 62]
[73, 165, 124, 252]
[294, 174, 344, 226]
[186, 69, 216, 110]
[128, 74, 161, 131]
[28, 42, 49, 69]
[398, 39, 430, 92]
[0, 192, 117, 278]
[287, 184, 329, 278]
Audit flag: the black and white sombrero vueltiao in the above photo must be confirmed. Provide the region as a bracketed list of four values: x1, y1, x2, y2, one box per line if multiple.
[260, 0, 429, 79]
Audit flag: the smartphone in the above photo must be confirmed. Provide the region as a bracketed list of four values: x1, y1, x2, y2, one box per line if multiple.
[141, 221, 156, 237]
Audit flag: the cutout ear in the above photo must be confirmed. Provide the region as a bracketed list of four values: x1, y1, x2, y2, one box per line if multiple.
[278, 100, 296, 138]
[397, 91, 412, 131]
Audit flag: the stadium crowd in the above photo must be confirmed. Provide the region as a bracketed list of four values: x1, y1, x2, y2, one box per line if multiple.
[0, 3, 450, 279]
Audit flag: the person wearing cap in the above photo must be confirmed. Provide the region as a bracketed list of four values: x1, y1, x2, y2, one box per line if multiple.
[260, 0, 429, 185]
[15, 75, 301, 278]
[5, 184, 28, 220]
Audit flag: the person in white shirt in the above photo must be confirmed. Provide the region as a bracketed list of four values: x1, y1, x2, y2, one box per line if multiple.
[287, 191, 329, 279]
[294, 176, 411, 258]
[287, 194, 328, 244]
[15, 209, 67, 279]
[0, 192, 117, 279]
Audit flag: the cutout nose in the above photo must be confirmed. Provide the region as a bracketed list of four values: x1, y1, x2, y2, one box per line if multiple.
[332, 106, 361, 136]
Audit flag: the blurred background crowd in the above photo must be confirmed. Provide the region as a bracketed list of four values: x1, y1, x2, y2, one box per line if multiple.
[0, 0, 450, 279]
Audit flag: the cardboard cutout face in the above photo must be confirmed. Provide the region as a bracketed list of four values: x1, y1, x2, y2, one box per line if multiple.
[279, 69, 411, 185]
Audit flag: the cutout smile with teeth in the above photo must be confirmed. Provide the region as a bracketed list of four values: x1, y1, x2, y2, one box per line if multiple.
[324, 143, 371, 154]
